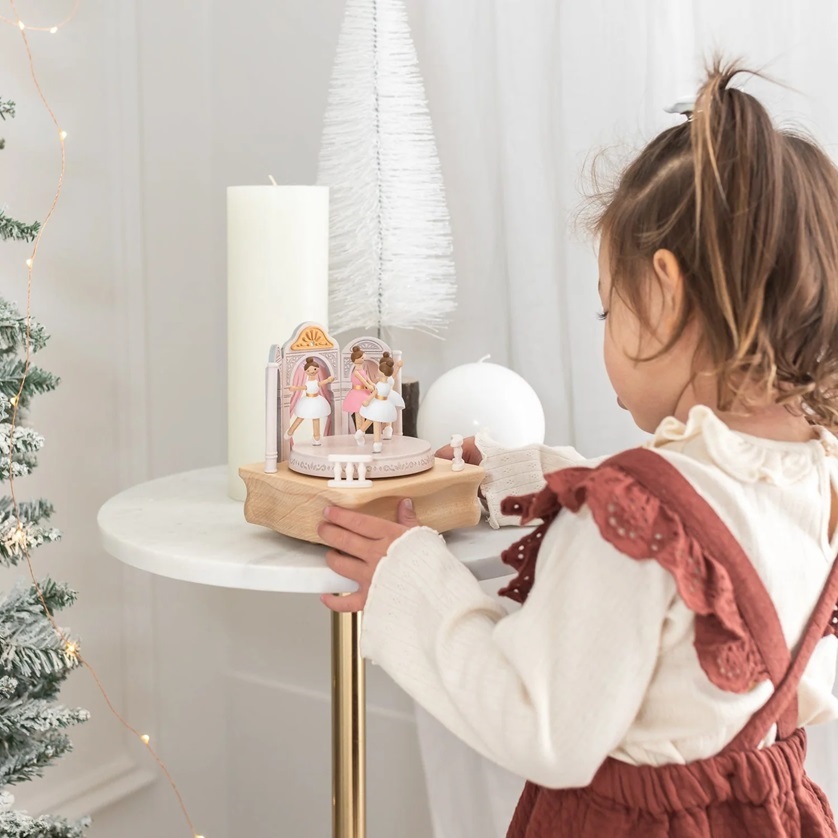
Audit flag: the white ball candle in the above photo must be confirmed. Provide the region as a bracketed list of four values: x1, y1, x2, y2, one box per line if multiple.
[417, 357, 546, 451]
[227, 185, 329, 500]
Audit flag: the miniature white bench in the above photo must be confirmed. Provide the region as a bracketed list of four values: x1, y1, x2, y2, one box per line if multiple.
[327, 454, 374, 488]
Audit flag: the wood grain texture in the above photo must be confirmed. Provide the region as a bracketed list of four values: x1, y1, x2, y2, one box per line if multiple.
[240, 459, 483, 544]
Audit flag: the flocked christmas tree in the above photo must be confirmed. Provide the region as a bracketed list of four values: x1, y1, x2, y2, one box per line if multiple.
[0, 97, 90, 837]
[317, 0, 457, 336]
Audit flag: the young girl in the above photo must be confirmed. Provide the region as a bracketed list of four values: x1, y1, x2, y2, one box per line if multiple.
[317, 60, 838, 837]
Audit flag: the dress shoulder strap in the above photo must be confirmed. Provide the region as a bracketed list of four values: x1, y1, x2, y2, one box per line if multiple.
[499, 447, 837, 743]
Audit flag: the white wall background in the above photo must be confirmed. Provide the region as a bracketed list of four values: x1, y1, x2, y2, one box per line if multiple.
[1, 1, 837, 836]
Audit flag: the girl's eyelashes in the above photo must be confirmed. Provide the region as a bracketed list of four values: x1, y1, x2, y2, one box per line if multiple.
[597, 309, 609, 321]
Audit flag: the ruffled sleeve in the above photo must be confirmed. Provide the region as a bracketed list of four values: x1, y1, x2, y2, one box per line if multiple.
[499, 458, 772, 695]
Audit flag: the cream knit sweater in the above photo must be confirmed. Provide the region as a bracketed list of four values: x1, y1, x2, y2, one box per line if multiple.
[360, 406, 838, 789]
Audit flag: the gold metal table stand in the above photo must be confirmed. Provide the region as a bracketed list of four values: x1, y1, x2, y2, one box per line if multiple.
[332, 607, 365, 837]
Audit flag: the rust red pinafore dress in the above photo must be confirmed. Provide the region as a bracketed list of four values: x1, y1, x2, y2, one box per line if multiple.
[498, 448, 838, 838]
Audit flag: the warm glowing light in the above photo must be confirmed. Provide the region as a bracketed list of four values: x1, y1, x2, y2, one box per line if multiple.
[25, 258, 32, 267]
[141, 734, 150, 745]
[65, 641, 79, 658]
[17, 20, 24, 30]
[49, 26, 58, 34]
[59, 129, 67, 140]
[3, 524, 28, 554]
[9, 395, 16, 406]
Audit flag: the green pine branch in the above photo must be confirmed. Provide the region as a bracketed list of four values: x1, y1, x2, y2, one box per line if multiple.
[0, 702, 89, 739]
[0, 98, 14, 152]
[0, 583, 80, 684]
[0, 729, 74, 785]
[0, 212, 40, 244]
[0, 497, 56, 528]
[0, 301, 49, 358]
[0, 811, 91, 838]
[0, 519, 61, 568]
[1, 424, 45, 484]
[0, 359, 59, 410]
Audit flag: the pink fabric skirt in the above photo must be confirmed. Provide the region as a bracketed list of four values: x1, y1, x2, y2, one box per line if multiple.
[342, 388, 368, 413]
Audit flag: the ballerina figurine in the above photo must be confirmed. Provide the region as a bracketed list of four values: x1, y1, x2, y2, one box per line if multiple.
[354, 353, 399, 453]
[382, 355, 405, 440]
[341, 345, 375, 430]
[284, 357, 335, 446]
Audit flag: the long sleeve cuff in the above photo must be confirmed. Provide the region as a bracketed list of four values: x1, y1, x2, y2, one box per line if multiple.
[475, 432, 589, 528]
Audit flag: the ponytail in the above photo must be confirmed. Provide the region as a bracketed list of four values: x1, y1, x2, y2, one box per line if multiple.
[591, 56, 838, 426]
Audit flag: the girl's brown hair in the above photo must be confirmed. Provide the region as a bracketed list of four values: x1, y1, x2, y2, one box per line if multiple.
[379, 352, 395, 376]
[350, 346, 364, 362]
[594, 57, 838, 428]
[304, 356, 320, 371]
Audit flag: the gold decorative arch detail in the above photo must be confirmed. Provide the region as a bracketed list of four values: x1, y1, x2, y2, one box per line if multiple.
[290, 326, 334, 351]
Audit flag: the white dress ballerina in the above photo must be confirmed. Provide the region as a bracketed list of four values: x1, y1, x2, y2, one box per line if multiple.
[294, 379, 332, 419]
[360, 381, 397, 425]
[284, 359, 335, 446]
[387, 376, 405, 409]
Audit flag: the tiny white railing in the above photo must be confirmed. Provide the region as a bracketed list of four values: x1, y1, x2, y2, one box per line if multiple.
[327, 454, 374, 488]
[450, 434, 465, 471]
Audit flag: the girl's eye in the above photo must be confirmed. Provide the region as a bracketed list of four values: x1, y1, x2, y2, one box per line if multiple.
[596, 309, 609, 321]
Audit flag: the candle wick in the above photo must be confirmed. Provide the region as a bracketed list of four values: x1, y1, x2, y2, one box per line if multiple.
[268, 175, 278, 186]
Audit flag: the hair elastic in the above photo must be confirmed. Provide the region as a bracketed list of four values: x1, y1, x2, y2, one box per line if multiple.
[664, 98, 695, 121]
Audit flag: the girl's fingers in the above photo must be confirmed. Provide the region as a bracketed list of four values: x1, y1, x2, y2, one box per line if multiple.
[435, 443, 454, 460]
[321, 592, 366, 612]
[325, 549, 368, 584]
[318, 522, 379, 561]
[322, 506, 399, 540]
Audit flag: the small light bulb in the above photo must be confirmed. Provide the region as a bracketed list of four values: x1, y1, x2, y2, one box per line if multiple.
[65, 641, 79, 657]
[25, 258, 32, 268]
[9, 396, 17, 406]
[141, 734, 150, 745]
[17, 20, 25, 30]
[49, 26, 58, 34]
[59, 130, 67, 140]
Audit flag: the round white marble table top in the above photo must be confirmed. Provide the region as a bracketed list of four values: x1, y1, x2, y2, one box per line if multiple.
[98, 466, 524, 594]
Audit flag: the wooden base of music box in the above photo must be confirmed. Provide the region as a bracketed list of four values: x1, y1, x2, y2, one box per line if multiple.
[239, 459, 484, 545]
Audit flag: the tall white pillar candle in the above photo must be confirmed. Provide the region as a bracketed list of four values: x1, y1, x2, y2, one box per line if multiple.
[227, 185, 329, 500]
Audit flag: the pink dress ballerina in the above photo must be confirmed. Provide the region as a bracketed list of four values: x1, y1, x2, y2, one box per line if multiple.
[343, 367, 372, 414]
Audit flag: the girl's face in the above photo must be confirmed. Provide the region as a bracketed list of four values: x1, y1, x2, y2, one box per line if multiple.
[354, 354, 364, 364]
[305, 365, 318, 377]
[598, 242, 701, 433]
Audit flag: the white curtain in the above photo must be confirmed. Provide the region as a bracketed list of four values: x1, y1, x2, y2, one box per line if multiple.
[405, 1, 838, 833]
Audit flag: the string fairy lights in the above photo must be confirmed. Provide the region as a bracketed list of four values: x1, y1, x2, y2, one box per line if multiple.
[4, 2, 204, 835]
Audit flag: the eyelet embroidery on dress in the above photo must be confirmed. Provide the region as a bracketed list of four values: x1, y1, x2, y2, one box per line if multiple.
[499, 459, 770, 695]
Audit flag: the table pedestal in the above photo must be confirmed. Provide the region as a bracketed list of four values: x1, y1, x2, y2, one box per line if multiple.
[97, 467, 519, 836]
[332, 609, 365, 837]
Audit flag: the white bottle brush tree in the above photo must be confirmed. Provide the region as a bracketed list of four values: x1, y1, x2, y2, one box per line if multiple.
[0, 97, 90, 837]
[317, 0, 457, 337]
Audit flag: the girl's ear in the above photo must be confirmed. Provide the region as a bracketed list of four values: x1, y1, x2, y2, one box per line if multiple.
[652, 249, 685, 320]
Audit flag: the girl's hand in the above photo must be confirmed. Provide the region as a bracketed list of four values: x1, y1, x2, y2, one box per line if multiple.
[435, 436, 483, 466]
[319, 500, 421, 612]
